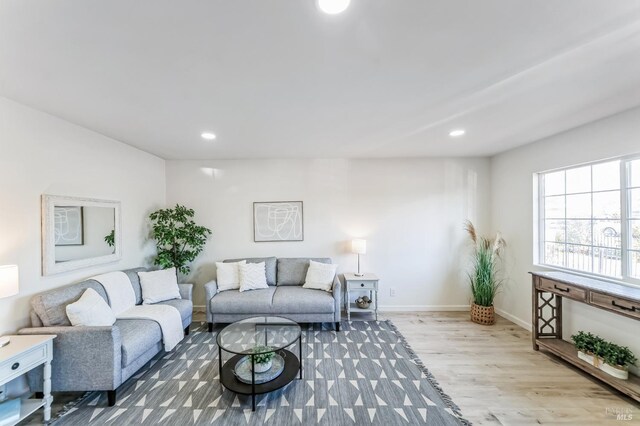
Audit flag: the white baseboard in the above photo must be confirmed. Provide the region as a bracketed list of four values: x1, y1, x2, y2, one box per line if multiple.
[495, 308, 531, 331]
[378, 305, 470, 312]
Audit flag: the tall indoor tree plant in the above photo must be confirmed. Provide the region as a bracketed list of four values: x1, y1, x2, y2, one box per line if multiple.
[149, 204, 212, 275]
[465, 221, 506, 325]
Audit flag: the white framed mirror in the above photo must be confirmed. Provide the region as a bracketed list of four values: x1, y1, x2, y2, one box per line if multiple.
[42, 195, 122, 275]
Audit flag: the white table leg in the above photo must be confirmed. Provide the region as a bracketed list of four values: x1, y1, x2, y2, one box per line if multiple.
[43, 358, 52, 422]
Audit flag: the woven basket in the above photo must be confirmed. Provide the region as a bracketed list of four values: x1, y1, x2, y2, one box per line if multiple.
[470, 303, 495, 325]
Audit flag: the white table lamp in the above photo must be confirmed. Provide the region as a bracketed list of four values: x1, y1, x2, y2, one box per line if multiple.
[0, 265, 19, 347]
[351, 239, 367, 276]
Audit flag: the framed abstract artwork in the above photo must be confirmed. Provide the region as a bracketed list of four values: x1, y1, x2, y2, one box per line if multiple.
[253, 201, 304, 242]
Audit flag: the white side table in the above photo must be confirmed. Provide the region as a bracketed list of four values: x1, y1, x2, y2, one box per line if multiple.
[0, 335, 56, 424]
[344, 273, 379, 321]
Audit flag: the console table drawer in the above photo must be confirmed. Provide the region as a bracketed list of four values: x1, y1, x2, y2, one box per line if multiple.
[538, 278, 586, 301]
[590, 293, 640, 319]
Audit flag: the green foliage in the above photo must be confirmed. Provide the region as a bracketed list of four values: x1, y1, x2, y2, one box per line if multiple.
[465, 221, 506, 307]
[104, 230, 115, 248]
[571, 331, 637, 367]
[149, 204, 212, 275]
[250, 345, 275, 364]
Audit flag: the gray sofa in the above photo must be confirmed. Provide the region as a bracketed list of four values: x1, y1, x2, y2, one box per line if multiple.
[205, 257, 342, 332]
[18, 267, 193, 406]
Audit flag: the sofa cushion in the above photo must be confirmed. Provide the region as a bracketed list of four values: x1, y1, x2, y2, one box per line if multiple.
[154, 298, 193, 328]
[122, 267, 148, 305]
[272, 286, 335, 314]
[276, 258, 332, 286]
[116, 319, 162, 367]
[31, 280, 109, 327]
[225, 257, 276, 286]
[210, 287, 276, 314]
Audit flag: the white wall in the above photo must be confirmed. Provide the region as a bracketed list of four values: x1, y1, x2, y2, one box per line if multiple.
[166, 158, 491, 308]
[0, 97, 166, 334]
[491, 106, 640, 360]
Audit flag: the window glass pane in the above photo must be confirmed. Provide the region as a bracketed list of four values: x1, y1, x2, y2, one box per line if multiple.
[631, 220, 640, 251]
[544, 171, 565, 196]
[592, 161, 620, 191]
[566, 194, 591, 218]
[544, 220, 565, 243]
[630, 160, 640, 188]
[544, 242, 565, 267]
[592, 191, 620, 219]
[565, 245, 592, 273]
[544, 195, 565, 219]
[592, 220, 621, 248]
[566, 220, 591, 245]
[566, 166, 591, 194]
[629, 251, 640, 279]
[630, 188, 640, 219]
[592, 247, 622, 277]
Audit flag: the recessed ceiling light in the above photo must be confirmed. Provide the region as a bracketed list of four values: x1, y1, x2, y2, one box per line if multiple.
[449, 129, 466, 137]
[317, 0, 351, 15]
[201, 132, 216, 141]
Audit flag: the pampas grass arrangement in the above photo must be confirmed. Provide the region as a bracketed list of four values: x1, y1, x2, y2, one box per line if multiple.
[465, 221, 506, 325]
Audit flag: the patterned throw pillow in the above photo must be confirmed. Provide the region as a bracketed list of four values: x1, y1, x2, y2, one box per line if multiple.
[239, 262, 269, 292]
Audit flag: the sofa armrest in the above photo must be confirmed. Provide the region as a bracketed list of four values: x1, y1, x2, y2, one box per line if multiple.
[332, 275, 342, 322]
[19, 326, 122, 392]
[204, 280, 218, 322]
[178, 283, 193, 301]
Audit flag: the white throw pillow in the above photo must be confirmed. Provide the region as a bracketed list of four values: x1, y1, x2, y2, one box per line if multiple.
[138, 267, 182, 304]
[303, 260, 338, 292]
[66, 288, 116, 327]
[216, 260, 246, 292]
[238, 262, 269, 292]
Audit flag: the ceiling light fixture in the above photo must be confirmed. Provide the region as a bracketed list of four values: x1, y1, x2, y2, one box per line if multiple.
[449, 129, 466, 137]
[317, 0, 351, 15]
[201, 132, 216, 141]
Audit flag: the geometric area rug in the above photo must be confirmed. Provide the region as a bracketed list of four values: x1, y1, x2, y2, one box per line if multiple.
[53, 320, 469, 425]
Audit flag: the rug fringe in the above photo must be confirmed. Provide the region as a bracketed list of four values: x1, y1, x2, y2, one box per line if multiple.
[385, 319, 473, 426]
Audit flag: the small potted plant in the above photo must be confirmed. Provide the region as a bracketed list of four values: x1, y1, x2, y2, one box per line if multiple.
[465, 221, 506, 325]
[571, 331, 637, 380]
[250, 345, 275, 373]
[572, 331, 601, 365]
[601, 343, 637, 380]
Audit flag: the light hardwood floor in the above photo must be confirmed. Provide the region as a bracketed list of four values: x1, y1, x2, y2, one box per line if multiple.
[384, 311, 639, 425]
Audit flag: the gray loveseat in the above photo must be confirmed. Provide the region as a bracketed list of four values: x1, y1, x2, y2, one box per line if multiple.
[18, 267, 193, 406]
[205, 257, 342, 332]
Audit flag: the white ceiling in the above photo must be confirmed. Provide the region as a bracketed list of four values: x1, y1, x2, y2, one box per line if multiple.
[2, 1, 640, 159]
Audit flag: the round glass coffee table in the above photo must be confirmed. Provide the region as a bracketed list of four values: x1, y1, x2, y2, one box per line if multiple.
[217, 316, 302, 411]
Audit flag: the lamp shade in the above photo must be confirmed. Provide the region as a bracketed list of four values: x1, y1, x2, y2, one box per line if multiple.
[0, 265, 19, 298]
[351, 239, 367, 254]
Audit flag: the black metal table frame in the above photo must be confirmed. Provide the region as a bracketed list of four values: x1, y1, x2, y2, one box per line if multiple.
[217, 322, 302, 411]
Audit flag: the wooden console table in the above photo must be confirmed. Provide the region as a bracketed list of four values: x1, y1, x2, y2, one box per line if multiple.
[531, 270, 640, 402]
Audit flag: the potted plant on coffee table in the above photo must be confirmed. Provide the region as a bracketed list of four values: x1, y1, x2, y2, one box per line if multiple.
[250, 345, 275, 373]
[465, 221, 506, 325]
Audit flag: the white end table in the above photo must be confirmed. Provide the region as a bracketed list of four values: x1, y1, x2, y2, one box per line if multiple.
[0, 335, 56, 424]
[344, 273, 379, 321]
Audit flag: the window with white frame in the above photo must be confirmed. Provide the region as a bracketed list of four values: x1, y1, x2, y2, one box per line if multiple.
[538, 157, 640, 283]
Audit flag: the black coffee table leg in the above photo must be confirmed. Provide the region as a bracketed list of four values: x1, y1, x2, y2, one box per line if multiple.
[251, 356, 256, 411]
[298, 335, 302, 379]
[218, 346, 223, 388]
